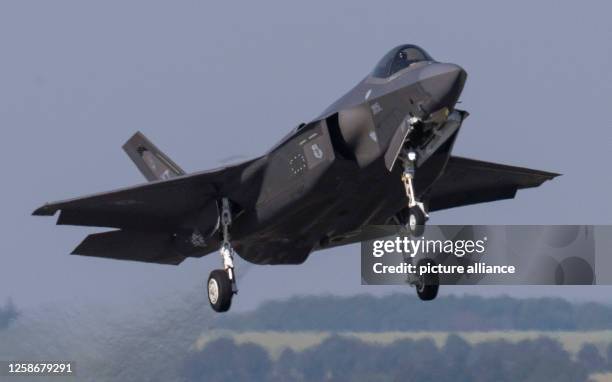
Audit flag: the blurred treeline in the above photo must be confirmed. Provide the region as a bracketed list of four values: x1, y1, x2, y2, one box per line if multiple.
[3, 293, 612, 381]
[219, 294, 612, 331]
[185, 334, 612, 382]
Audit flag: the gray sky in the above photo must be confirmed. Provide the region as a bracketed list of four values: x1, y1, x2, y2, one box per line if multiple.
[1, 1, 611, 310]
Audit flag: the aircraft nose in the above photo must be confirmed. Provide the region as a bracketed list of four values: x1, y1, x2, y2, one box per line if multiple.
[418, 63, 467, 112]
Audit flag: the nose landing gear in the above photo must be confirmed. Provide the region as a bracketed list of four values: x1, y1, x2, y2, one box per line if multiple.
[400, 150, 428, 237]
[207, 198, 238, 313]
[397, 147, 438, 300]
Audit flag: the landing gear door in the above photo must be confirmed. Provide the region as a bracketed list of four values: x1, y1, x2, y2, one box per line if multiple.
[384, 115, 413, 171]
[415, 110, 464, 167]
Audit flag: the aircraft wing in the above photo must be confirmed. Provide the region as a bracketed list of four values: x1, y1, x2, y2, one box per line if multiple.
[428, 156, 559, 212]
[32, 158, 259, 231]
[33, 158, 261, 265]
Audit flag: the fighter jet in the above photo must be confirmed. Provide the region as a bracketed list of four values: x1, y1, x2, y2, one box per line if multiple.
[33, 44, 558, 312]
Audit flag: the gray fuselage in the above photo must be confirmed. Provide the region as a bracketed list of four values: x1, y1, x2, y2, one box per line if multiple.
[230, 53, 467, 264]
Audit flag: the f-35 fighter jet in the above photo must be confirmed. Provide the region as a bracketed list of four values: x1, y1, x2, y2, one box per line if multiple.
[34, 45, 558, 312]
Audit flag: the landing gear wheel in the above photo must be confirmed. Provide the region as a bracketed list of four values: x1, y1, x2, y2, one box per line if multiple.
[408, 207, 426, 237]
[416, 259, 439, 301]
[207, 269, 233, 312]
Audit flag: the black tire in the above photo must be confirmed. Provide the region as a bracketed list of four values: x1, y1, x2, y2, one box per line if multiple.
[408, 207, 426, 237]
[207, 269, 233, 312]
[416, 259, 439, 301]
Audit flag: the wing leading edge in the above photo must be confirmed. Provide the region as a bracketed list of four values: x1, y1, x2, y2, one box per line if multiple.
[32, 158, 258, 228]
[428, 156, 559, 212]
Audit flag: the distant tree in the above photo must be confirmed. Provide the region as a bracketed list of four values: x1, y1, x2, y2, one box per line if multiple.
[270, 348, 300, 382]
[182, 337, 271, 382]
[465, 337, 588, 382]
[388, 338, 448, 382]
[577, 343, 606, 372]
[575, 302, 612, 330]
[292, 335, 382, 381]
[0, 298, 18, 330]
[606, 342, 612, 371]
[442, 334, 472, 382]
[513, 298, 577, 330]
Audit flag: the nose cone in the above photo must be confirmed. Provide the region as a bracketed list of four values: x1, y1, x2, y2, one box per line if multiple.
[418, 63, 467, 112]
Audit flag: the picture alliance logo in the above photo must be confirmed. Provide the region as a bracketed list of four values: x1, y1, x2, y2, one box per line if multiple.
[371, 236, 488, 258]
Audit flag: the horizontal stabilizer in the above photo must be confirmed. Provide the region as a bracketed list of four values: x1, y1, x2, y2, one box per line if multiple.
[72, 230, 186, 265]
[123, 131, 185, 181]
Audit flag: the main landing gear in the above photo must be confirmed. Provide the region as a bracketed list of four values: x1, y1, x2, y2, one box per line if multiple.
[414, 258, 439, 301]
[207, 198, 238, 313]
[399, 149, 428, 237]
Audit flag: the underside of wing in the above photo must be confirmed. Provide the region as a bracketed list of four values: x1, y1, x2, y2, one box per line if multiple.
[428, 156, 559, 212]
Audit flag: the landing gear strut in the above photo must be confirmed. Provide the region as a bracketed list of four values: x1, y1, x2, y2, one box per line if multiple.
[207, 197, 237, 313]
[400, 149, 428, 237]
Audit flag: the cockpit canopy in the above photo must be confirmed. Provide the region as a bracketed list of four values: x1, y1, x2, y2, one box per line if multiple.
[371, 44, 433, 78]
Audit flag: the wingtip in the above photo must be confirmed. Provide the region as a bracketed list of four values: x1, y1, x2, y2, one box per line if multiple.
[32, 204, 57, 216]
[532, 171, 560, 187]
[531, 168, 560, 181]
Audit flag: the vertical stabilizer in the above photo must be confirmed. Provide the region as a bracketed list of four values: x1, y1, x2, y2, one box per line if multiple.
[122, 132, 185, 181]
